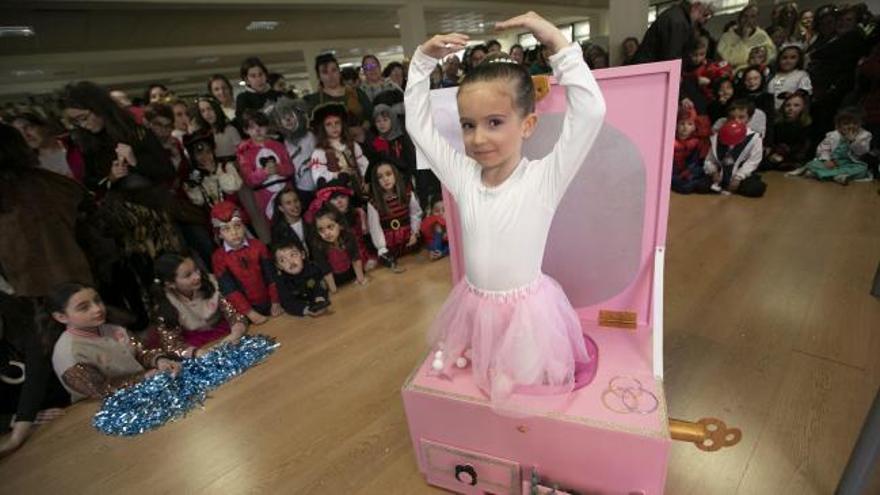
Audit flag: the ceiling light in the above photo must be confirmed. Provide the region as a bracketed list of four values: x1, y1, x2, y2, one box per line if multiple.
[0, 26, 35, 37]
[11, 69, 44, 77]
[394, 24, 400, 29]
[246, 21, 279, 31]
[195, 56, 220, 65]
[238, 81, 246, 86]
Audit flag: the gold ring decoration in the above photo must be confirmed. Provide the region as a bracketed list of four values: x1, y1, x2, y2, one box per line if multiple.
[390, 219, 401, 230]
[601, 375, 659, 415]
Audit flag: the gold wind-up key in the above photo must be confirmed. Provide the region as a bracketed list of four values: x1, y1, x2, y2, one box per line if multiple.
[668, 417, 742, 452]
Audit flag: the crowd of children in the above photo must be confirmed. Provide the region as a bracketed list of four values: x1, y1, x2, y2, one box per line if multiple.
[1, 1, 878, 457]
[672, 2, 878, 196]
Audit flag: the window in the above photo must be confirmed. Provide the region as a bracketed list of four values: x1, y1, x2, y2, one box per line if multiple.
[574, 21, 591, 42]
[713, 0, 750, 15]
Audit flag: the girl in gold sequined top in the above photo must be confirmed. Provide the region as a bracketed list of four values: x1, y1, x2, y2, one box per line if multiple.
[150, 253, 249, 360]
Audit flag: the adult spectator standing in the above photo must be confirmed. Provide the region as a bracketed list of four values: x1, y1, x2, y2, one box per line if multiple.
[717, 4, 778, 68]
[630, 1, 716, 64]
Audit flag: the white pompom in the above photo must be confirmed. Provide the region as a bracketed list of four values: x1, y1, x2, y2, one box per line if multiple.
[434, 350, 444, 359]
[455, 357, 468, 368]
[432, 359, 444, 371]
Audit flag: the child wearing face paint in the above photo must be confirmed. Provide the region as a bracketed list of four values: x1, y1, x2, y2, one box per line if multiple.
[309, 103, 370, 194]
[237, 110, 295, 223]
[793, 107, 873, 184]
[272, 240, 331, 317]
[406, 13, 606, 407]
[308, 207, 368, 293]
[49, 283, 181, 402]
[235, 57, 284, 120]
[269, 98, 317, 207]
[210, 201, 282, 325]
[420, 196, 449, 261]
[151, 253, 249, 359]
[762, 91, 813, 171]
[270, 186, 308, 254]
[367, 160, 423, 272]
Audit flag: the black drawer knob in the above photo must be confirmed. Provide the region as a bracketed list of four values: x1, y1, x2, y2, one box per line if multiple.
[454, 464, 477, 486]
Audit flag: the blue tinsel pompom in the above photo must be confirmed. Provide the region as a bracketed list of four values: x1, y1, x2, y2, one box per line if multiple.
[93, 334, 279, 436]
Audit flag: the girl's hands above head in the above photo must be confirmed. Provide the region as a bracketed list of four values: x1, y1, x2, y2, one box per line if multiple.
[495, 12, 568, 55]
[420, 33, 470, 60]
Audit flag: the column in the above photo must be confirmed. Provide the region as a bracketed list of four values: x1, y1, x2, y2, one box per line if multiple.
[397, 1, 427, 59]
[608, 0, 649, 66]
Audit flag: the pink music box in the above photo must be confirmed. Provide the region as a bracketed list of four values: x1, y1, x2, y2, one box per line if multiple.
[402, 60, 682, 495]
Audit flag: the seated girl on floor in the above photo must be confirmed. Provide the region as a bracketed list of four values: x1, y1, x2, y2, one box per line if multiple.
[790, 107, 873, 185]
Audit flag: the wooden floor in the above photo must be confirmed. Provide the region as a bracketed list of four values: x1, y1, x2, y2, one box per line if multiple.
[1, 174, 879, 494]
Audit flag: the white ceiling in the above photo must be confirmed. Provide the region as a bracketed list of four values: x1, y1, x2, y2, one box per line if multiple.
[0, 0, 606, 100]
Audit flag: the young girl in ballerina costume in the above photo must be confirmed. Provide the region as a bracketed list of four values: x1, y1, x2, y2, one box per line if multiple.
[405, 12, 606, 408]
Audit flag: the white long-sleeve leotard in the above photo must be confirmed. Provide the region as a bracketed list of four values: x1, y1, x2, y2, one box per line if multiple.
[404, 42, 606, 291]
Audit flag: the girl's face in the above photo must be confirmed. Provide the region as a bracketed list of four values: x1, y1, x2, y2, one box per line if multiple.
[275, 246, 305, 275]
[457, 80, 536, 171]
[623, 39, 638, 58]
[778, 49, 799, 72]
[375, 114, 392, 134]
[676, 120, 695, 139]
[324, 115, 343, 140]
[470, 50, 487, 67]
[53, 288, 106, 330]
[316, 215, 341, 243]
[198, 101, 217, 125]
[743, 70, 762, 91]
[171, 258, 202, 295]
[11, 119, 46, 149]
[728, 108, 749, 124]
[376, 164, 396, 192]
[173, 104, 190, 132]
[280, 112, 298, 131]
[837, 121, 860, 137]
[329, 194, 349, 213]
[388, 66, 404, 88]
[782, 96, 805, 120]
[279, 191, 301, 219]
[246, 122, 268, 141]
[432, 201, 445, 217]
[64, 108, 104, 134]
[211, 79, 232, 104]
[748, 48, 767, 66]
[801, 11, 814, 29]
[363, 57, 382, 83]
[510, 47, 524, 64]
[149, 86, 167, 103]
[718, 81, 734, 101]
[246, 66, 268, 92]
[194, 146, 216, 171]
[148, 116, 174, 142]
[319, 62, 342, 89]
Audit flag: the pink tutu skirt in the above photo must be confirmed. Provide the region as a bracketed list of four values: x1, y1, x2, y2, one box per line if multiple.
[428, 274, 598, 412]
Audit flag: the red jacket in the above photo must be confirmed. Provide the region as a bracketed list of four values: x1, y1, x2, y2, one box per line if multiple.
[236, 139, 295, 189]
[683, 60, 732, 101]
